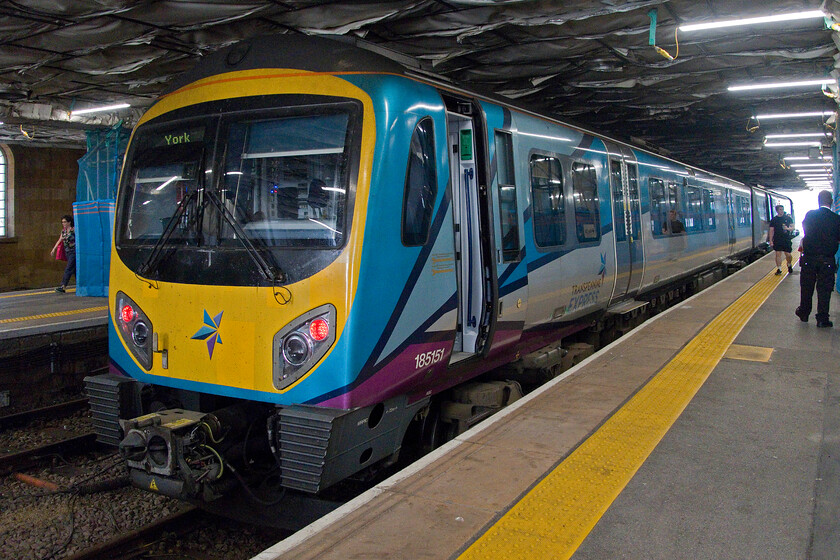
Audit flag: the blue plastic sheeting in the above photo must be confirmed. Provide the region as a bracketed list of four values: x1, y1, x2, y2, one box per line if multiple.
[76, 123, 129, 202]
[73, 200, 114, 297]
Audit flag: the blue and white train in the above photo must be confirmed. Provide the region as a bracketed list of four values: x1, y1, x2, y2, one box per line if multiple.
[86, 34, 791, 517]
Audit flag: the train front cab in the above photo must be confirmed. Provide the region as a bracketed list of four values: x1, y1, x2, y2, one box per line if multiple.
[86, 66, 523, 506]
[87, 69, 424, 503]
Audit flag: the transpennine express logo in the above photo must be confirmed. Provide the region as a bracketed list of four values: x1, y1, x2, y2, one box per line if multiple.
[599, 252, 607, 280]
[192, 310, 223, 359]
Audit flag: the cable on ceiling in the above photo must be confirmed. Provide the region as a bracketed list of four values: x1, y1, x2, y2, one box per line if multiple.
[648, 9, 680, 61]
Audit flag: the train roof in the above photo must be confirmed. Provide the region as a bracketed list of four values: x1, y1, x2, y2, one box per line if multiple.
[164, 34, 782, 193]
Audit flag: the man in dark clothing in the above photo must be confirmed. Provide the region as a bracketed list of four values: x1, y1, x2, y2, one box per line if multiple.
[768, 204, 794, 275]
[662, 209, 686, 235]
[795, 190, 840, 328]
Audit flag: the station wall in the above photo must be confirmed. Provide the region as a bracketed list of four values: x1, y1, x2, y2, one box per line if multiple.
[0, 144, 86, 292]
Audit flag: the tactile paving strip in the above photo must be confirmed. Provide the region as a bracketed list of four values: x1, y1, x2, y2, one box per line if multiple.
[458, 267, 783, 560]
[0, 306, 108, 324]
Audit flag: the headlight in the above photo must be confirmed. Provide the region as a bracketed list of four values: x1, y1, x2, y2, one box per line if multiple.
[283, 333, 310, 366]
[273, 304, 336, 390]
[132, 321, 149, 347]
[115, 291, 154, 370]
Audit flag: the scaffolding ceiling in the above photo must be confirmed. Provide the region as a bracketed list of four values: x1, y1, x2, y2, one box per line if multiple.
[1, 0, 839, 189]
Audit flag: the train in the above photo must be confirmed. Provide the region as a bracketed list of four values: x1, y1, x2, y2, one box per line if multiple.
[85, 34, 793, 520]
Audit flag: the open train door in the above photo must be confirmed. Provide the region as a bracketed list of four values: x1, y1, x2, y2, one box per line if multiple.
[446, 102, 493, 364]
[605, 142, 645, 303]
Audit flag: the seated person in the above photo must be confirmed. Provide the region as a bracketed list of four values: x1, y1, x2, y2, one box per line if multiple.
[662, 209, 686, 235]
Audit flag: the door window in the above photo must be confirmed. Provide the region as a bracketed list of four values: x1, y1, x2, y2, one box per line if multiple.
[571, 162, 600, 243]
[402, 117, 437, 246]
[494, 131, 520, 261]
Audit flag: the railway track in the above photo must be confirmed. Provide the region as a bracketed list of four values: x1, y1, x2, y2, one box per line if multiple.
[0, 397, 89, 431]
[0, 431, 97, 476]
[0, 397, 98, 476]
[63, 506, 204, 560]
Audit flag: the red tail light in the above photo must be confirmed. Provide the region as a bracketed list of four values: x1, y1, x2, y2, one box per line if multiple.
[121, 304, 136, 323]
[309, 318, 329, 341]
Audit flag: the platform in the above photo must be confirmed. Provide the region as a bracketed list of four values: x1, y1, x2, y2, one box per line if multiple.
[0, 288, 109, 412]
[256, 253, 839, 560]
[0, 287, 108, 340]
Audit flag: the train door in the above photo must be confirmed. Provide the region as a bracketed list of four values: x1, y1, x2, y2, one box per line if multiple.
[607, 148, 644, 301]
[490, 129, 527, 349]
[447, 111, 491, 363]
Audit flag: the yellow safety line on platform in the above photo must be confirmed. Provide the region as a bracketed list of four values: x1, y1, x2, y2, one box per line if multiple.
[0, 306, 107, 324]
[458, 267, 785, 560]
[0, 288, 77, 298]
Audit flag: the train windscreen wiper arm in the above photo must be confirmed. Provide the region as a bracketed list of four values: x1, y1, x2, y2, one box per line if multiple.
[138, 189, 201, 278]
[203, 190, 287, 284]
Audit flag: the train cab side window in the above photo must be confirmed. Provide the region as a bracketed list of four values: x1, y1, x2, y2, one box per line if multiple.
[530, 154, 565, 247]
[685, 186, 703, 232]
[703, 189, 716, 230]
[402, 117, 437, 246]
[494, 131, 520, 261]
[571, 162, 600, 243]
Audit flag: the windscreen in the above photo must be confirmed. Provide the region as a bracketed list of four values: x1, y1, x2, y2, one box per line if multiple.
[224, 113, 348, 248]
[120, 124, 208, 244]
[115, 98, 360, 286]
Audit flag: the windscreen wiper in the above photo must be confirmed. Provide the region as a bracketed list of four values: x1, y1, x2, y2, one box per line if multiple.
[137, 189, 201, 278]
[204, 189, 287, 284]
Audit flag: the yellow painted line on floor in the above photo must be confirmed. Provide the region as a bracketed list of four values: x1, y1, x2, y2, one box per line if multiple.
[459, 266, 785, 560]
[0, 287, 77, 298]
[0, 306, 108, 324]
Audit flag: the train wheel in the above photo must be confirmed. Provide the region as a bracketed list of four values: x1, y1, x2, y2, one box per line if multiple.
[420, 402, 450, 452]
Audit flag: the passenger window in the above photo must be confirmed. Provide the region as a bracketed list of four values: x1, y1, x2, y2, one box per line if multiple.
[652, 179, 683, 236]
[402, 118, 437, 246]
[494, 131, 520, 261]
[571, 162, 600, 242]
[530, 154, 565, 247]
[685, 186, 703, 232]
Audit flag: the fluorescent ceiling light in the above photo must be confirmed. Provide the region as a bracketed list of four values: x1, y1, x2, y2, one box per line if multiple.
[765, 133, 828, 139]
[791, 163, 832, 167]
[755, 111, 834, 119]
[71, 103, 130, 116]
[680, 10, 824, 32]
[154, 176, 180, 192]
[764, 141, 823, 147]
[784, 156, 832, 160]
[728, 79, 833, 92]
